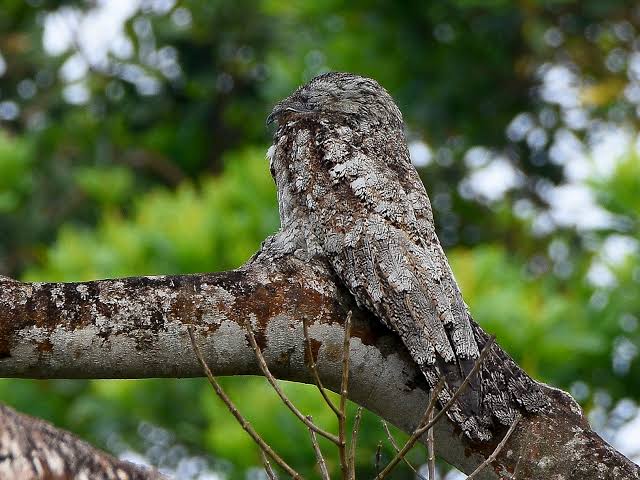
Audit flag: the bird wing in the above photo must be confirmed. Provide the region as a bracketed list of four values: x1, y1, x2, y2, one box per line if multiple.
[305, 124, 546, 439]
[316, 127, 504, 435]
[329, 215, 490, 435]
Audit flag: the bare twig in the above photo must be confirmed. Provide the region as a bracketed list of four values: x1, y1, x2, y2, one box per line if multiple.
[466, 414, 521, 480]
[348, 407, 363, 480]
[338, 311, 353, 479]
[302, 315, 341, 417]
[260, 450, 278, 480]
[376, 336, 496, 480]
[426, 390, 436, 480]
[513, 454, 523, 480]
[374, 378, 444, 479]
[187, 326, 301, 479]
[513, 434, 529, 480]
[307, 416, 330, 480]
[381, 421, 427, 480]
[244, 319, 341, 445]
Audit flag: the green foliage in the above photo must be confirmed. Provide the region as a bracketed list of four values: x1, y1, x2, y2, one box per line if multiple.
[1, 0, 639, 477]
[591, 153, 640, 230]
[0, 132, 31, 213]
[24, 148, 278, 281]
[74, 165, 135, 206]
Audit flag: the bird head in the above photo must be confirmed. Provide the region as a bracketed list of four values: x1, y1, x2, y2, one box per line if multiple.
[267, 72, 403, 128]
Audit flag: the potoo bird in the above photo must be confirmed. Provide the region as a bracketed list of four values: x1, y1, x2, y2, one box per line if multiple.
[266, 72, 546, 440]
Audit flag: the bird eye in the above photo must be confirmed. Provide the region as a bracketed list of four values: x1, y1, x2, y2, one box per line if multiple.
[300, 97, 314, 110]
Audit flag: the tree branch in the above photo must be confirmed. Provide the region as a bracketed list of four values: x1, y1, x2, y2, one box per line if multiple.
[0, 241, 638, 479]
[0, 403, 165, 479]
[188, 325, 301, 479]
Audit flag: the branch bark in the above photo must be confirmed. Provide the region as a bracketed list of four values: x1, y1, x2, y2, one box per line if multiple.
[0, 403, 165, 479]
[0, 241, 638, 479]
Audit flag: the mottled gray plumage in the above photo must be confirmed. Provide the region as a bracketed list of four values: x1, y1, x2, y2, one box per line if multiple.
[266, 72, 546, 440]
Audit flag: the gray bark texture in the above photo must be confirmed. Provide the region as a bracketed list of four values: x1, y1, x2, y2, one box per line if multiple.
[0, 403, 165, 479]
[0, 244, 638, 479]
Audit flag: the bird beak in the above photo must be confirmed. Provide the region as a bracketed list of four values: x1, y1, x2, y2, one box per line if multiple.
[266, 107, 280, 125]
[266, 98, 309, 125]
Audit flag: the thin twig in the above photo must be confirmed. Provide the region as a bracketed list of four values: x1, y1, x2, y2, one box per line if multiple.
[511, 426, 531, 480]
[302, 315, 341, 417]
[187, 326, 301, 479]
[260, 450, 278, 480]
[307, 416, 330, 480]
[376, 336, 496, 479]
[374, 378, 444, 479]
[375, 443, 383, 476]
[466, 414, 521, 480]
[348, 407, 363, 480]
[338, 311, 353, 479]
[512, 434, 529, 480]
[513, 454, 523, 480]
[381, 421, 428, 480]
[244, 318, 341, 445]
[426, 389, 436, 480]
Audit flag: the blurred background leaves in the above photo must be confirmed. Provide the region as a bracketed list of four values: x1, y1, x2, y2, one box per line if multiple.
[0, 0, 639, 478]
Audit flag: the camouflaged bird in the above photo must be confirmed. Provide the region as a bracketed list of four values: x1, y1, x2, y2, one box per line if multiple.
[266, 72, 546, 440]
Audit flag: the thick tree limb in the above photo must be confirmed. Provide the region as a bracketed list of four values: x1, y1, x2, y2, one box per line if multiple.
[0, 403, 165, 479]
[0, 243, 638, 479]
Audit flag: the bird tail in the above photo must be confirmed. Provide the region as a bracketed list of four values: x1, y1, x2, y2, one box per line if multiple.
[419, 353, 494, 441]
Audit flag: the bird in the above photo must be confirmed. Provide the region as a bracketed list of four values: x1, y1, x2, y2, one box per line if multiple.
[265, 72, 546, 440]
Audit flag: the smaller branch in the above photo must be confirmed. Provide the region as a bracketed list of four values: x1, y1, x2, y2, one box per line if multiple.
[513, 457, 522, 480]
[375, 378, 444, 479]
[307, 416, 331, 480]
[261, 450, 279, 480]
[244, 319, 341, 445]
[348, 407, 363, 480]
[513, 434, 529, 480]
[338, 311, 353, 479]
[375, 443, 383, 476]
[303, 315, 341, 417]
[465, 414, 521, 480]
[187, 327, 301, 480]
[426, 390, 436, 480]
[381, 421, 427, 480]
